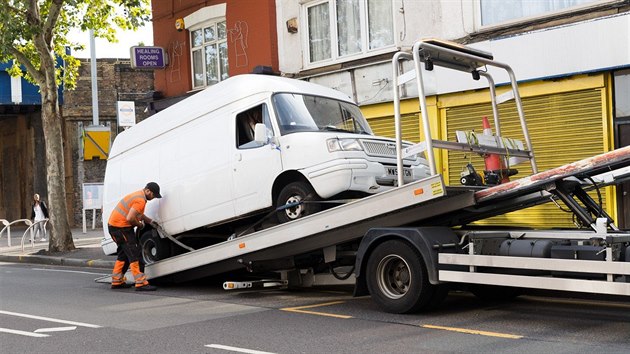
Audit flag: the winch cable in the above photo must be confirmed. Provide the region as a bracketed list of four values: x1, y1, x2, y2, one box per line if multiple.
[154, 222, 195, 252]
[230, 199, 358, 240]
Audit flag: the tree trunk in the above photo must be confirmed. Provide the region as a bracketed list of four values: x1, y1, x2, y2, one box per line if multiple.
[40, 58, 75, 252]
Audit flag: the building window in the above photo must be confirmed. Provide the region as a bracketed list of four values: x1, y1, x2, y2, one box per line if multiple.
[480, 0, 596, 26]
[304, 0, 394, 65]
[190, 20, 229, 89]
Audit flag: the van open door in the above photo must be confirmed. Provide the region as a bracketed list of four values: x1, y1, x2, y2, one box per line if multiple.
[232, 103, 283, 215]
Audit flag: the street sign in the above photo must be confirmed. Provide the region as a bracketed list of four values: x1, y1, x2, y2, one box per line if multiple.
[117, 101, 136, 127]
[130, 46, 167, 69]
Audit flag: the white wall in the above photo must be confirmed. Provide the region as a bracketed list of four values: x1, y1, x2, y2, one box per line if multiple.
[276, 0, 472, 75]
[436, 12, 630, 95]
[276, 2, 629, 104]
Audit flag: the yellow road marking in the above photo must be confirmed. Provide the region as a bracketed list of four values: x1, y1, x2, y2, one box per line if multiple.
[421, 324, 523, 339]
[281, 301, 352, 319]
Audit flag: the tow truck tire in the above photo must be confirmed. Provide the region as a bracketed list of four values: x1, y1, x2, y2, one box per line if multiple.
[276, 181, 321, 223]
[366, 240, 436, 314]
[140, 230, 170, 265]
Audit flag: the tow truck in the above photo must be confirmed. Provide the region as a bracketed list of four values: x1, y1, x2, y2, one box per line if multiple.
[142, 39, 630, 313]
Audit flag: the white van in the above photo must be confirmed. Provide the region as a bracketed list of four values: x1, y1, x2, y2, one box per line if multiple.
[101, 74, 430, 259]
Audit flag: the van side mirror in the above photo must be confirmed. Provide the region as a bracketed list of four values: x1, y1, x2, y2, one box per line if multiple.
[254, 123, 269, 144]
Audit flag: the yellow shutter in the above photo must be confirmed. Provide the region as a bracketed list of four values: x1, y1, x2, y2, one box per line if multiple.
[444, 88, 606, 228]
[368, 113, 421, 142]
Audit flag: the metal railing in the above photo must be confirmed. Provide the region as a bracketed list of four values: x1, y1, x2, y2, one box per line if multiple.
[20, 219, 49, 252]
[0, 218, 49, 250]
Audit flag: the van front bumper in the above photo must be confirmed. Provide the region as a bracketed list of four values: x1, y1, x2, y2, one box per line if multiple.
[304, 158, 428, 198]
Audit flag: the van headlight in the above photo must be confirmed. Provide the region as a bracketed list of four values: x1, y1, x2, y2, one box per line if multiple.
[327, 138, 363, 152]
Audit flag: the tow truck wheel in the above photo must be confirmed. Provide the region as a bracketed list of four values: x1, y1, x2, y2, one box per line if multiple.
[276, 181, 321, 223]
[366, 240, 435, 314]
[140, 230, 169, 265]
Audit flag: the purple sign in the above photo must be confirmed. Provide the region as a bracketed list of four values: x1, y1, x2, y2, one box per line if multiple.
[130, 46, 166, 69]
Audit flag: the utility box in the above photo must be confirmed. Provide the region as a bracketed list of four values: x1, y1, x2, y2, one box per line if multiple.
[83, 125, 110, 160]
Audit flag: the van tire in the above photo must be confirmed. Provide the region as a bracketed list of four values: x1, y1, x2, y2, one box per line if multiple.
[276, 181, 321, 223]
[140, 230, 170, 265]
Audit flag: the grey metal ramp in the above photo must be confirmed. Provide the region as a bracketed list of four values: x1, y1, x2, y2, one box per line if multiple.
[430, 146, 630, 226]
[475, 145, 630, 203]
[146, 174, 475, 281]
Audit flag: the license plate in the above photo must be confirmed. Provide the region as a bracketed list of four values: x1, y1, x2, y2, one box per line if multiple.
[386, 167, 412, 177]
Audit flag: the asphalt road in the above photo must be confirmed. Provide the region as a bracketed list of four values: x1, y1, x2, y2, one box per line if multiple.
[1, 261, 629, 353]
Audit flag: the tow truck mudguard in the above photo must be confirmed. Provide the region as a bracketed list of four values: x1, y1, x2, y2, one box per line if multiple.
[353, 226, 460, 297]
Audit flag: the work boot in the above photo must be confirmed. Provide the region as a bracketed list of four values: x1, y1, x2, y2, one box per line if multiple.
[135, 284, 157, 291]
[111, 283, 133, 289]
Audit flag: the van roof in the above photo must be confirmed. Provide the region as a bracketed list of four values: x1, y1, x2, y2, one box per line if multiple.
[109, 74, 354, 159]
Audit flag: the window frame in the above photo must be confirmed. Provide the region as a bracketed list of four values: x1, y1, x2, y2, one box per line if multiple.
[474, 0, 604, 30]
[301, 0, 397, 69]
[188, 18, 229, 91]
[235, 103, 274, 149]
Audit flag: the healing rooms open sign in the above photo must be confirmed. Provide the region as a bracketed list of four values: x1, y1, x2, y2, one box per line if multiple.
[130, 46, 167, 69]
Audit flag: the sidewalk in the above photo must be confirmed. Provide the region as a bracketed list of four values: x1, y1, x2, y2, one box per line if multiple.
[0, 226, 116, 269]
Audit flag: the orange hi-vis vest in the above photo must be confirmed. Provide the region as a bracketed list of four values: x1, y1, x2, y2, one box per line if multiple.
[108, 190, 147, 227]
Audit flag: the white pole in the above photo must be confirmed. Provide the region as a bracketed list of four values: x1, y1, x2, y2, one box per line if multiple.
[89, 29, 99, 126]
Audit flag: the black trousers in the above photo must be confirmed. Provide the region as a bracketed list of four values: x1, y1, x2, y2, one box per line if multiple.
[108, 225, 141, 265]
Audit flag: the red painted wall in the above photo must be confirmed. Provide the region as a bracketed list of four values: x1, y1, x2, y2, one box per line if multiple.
[151, 0, 278, 98]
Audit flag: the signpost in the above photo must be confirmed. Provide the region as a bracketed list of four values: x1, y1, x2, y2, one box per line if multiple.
[82, 183, 104, 233]
[117, 101, 136, 129]
[130, 46, 167, 69]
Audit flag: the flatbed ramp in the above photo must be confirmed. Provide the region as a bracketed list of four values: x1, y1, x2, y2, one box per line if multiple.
[146, 174, 472, 281]
[146, 146, 630, 282]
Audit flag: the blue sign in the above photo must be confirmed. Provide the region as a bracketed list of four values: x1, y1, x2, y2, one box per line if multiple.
[1, 60, 64, 105]
[130, 46, 167, 69]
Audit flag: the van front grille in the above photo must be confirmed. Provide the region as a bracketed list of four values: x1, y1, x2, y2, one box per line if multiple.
[361, 140, 414, 161]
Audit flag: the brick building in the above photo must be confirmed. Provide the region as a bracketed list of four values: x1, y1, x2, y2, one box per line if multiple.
[0, 59, 154, 226]
[64, 59, 155, 225]
[148, 0, 278, 111]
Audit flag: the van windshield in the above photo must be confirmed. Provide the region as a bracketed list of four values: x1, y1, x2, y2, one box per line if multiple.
[272, 93, 373, 136]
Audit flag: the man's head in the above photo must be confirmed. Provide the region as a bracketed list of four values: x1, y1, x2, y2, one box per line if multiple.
[144, 182, 162, 200]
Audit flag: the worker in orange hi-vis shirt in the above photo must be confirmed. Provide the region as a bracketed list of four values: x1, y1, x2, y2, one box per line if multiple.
[108, 182, 162, 291]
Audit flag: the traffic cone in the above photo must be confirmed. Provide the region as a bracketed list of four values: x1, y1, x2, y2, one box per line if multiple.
[481, 116, 510, 184]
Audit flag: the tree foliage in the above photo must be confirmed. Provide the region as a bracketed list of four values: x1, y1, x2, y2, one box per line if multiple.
[0, 0, 150, 252]
[0, 0, 150, 88]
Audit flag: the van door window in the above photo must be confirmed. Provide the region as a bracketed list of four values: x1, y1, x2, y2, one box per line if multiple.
[236, 104, 272, 149]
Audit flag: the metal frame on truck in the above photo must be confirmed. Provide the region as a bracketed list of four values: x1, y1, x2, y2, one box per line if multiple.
[142, 39, 630, 314]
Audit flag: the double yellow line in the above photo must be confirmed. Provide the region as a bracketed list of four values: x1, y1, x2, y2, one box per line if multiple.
[281, 301, 522, 339]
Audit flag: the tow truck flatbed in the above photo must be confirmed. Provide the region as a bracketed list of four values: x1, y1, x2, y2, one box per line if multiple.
[146, 145, 630, 282]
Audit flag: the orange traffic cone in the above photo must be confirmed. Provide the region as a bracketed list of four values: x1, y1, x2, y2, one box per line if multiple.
[481, 116, 510, 185]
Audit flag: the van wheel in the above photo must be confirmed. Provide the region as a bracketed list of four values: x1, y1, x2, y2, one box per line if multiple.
[140, 230, 170, 265]
[276, 181, 321, 223]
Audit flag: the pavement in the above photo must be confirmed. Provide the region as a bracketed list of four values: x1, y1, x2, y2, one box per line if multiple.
[0, 226, 116, 269]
